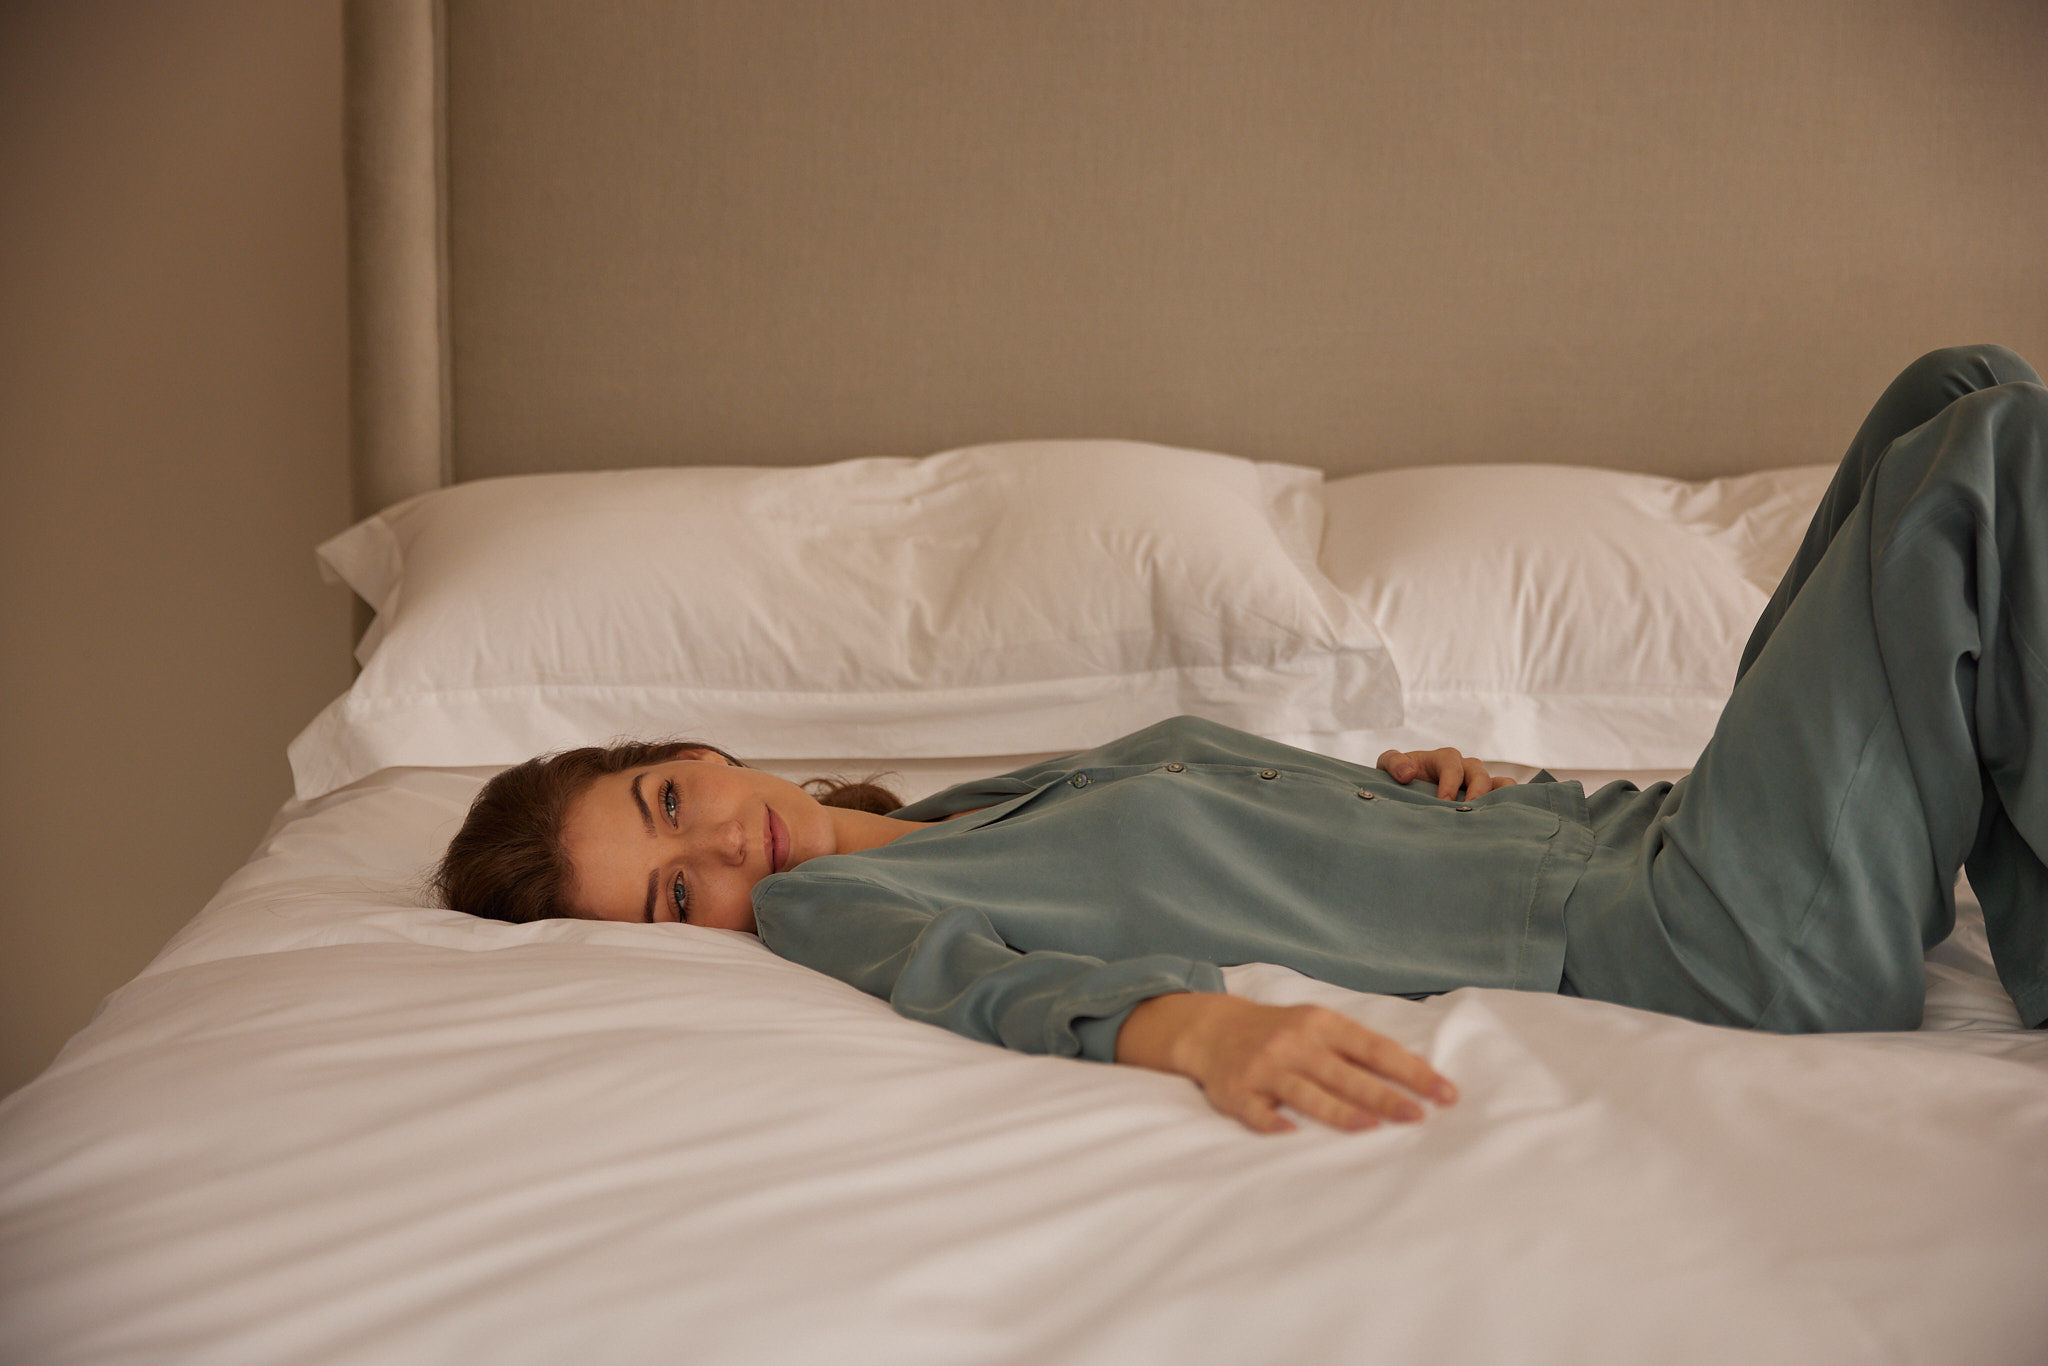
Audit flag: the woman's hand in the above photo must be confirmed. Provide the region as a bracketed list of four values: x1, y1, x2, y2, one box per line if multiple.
[1377, 747, 1515, 800]
[1116, 993, 1458, 1135]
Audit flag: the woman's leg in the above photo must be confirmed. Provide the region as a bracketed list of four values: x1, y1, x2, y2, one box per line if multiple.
[1737, 345, 2042, 682]
[1562, 347, 2048, 1032]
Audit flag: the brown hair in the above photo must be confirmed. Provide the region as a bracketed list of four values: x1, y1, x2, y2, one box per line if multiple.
[431, 740, 902, 924]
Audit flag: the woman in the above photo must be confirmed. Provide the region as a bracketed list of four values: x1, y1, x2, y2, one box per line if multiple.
[436, 345, 2048, 1136]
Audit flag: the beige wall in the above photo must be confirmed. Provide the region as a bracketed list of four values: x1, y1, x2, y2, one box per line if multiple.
[0, 1, 353, 1095]
[444, 1, 2048, 483]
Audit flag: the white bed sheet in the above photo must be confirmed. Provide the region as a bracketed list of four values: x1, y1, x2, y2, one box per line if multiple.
[3, 759, 2046, 1365]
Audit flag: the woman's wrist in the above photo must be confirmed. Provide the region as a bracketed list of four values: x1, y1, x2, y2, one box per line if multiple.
[1113, 991, 1216, 1075]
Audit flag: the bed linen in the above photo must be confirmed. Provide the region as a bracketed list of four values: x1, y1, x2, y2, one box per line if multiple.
[1319, 461, 1839, 770]
[4, 758, 2045, 1365]
[285, 451, 1846, 797]
[288, 444, 1394, 797]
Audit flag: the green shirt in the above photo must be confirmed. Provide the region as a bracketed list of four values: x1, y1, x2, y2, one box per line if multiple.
[751, 715, 1594, 1061]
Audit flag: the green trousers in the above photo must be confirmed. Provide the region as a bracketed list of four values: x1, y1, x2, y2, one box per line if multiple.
[1560, 345, 2048, 1031]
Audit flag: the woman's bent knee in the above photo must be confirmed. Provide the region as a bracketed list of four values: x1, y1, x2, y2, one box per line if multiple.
[1902, 343, 2040, 393]
[1953, 375, 2048, 438]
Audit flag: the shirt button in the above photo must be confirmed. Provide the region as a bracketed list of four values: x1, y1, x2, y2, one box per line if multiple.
[1455, 803, 1473, 812]
[1356, 789, 1375, 800]
[1164, 762, 1185, 773]
[1069, 773, 1091, 788]
[1259, 769, 1279, 780]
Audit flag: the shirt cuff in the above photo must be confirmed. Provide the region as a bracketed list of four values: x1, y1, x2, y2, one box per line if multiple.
[1069, 961, 1227, 1063]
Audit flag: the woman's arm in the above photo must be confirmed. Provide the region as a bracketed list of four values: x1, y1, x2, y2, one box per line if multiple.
[1116, 992, 1459, 1134]
[754, 871, 1224, 1061]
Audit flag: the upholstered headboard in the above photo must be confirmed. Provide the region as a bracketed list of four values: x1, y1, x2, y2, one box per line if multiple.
[344, 0, 2048, 518]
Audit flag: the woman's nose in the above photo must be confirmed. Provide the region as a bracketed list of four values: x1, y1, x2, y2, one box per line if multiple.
[689, 816, 745, 866]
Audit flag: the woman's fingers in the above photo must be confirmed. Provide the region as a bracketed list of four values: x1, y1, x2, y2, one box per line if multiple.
[1181, 998, 1456, 1136]
[1377, 746, 1518, 799]
[1327, 1021, 1460, 1106]
[1300, 1052, 1425, 1124]
[1376, 748, 1455, 789]
[1461, 756, 1493, 800]
[1415, 747, 1484, 799]
[1276, 1072, 1382, 1131]
[1241, 1094, 1297, 1134]
[1435, 749, 1471, 799]
[1210, 1006, 1459, 1135]
[1261, 1039, 1446, 1133]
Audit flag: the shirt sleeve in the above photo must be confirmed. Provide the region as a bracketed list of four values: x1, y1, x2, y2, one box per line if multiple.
[752, 871, 1226, 1062]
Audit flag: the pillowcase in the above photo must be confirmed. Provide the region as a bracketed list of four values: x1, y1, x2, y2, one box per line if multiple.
[1301, 462, 1836, 772]
[287, 441, 1398, 799]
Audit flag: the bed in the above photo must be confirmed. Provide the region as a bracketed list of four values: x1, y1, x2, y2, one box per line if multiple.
[6, 3, 2048, 1362]
[6, 441, 2046, 1364]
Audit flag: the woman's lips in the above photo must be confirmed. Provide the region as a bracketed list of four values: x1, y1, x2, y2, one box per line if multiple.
[768, 809, 786, 873]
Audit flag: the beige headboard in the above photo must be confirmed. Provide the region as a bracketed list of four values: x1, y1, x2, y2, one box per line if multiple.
[345, 0, 2048, 518]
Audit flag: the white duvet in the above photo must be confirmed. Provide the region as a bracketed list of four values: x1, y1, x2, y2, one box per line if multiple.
[4, 761, 2047, 1365]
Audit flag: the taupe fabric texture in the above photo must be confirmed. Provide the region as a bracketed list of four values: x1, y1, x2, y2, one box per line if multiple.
[348, 0, 2048, 508]
[345, 0, 448, 517]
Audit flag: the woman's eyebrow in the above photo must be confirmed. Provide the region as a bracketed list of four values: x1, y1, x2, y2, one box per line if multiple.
[629, 774, 655, 834]
[631, 773, 658, 921]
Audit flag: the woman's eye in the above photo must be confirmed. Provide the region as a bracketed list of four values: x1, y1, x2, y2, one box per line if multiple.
[661, 780, 679, 824]
[671, 871, 689, 921]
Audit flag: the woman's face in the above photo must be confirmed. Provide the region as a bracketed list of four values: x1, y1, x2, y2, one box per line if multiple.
[559, 750, 834, 932]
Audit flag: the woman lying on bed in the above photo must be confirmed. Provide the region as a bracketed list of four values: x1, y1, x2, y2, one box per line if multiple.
[434, 345, 2048, 1136]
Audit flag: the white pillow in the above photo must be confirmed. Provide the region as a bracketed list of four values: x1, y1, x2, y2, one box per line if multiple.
[1304, 462, 1836, 771]
[288, 442, 1398, 799]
